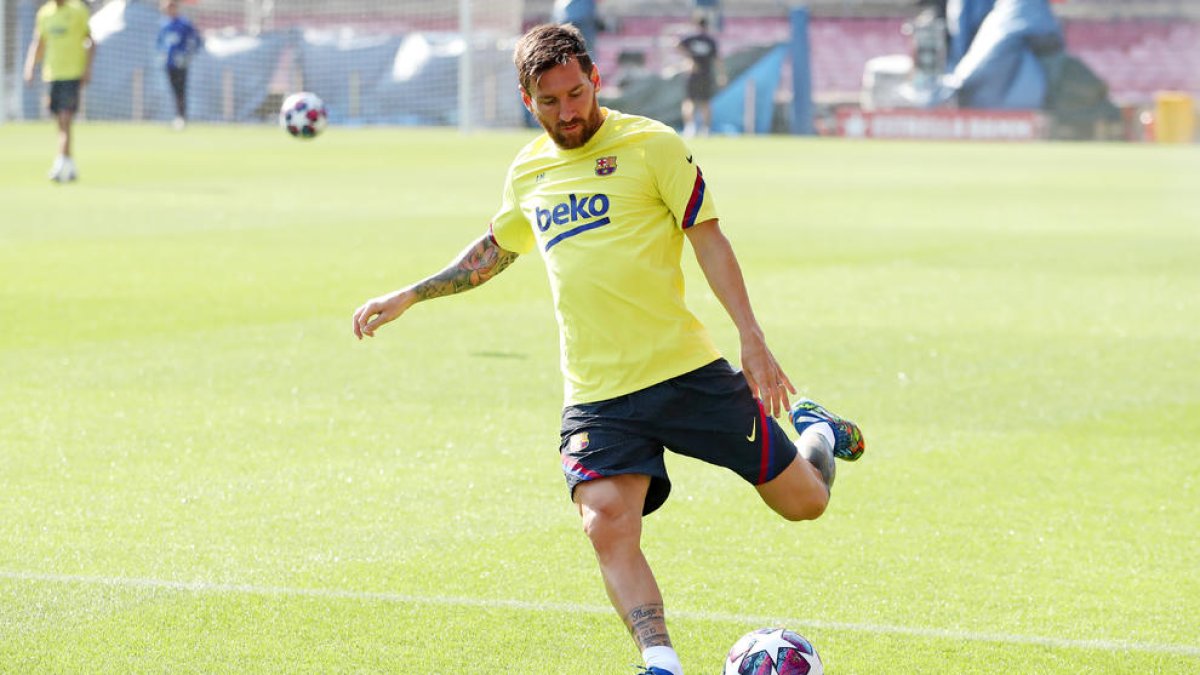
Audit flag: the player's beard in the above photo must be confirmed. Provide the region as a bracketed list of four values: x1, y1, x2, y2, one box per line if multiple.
[540, 100, 604, 150]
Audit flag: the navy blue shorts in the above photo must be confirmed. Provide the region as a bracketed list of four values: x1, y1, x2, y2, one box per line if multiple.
[49, 80, 81, 114]
[559, 359, 798, 516]
[686, 73, 717, 102]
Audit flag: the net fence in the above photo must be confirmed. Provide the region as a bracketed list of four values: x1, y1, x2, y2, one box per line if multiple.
[6, 0, 526, 128]
[4, 0, 1197, 128]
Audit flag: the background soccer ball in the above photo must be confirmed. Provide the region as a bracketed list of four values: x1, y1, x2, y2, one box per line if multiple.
[723, 627, 824, 675]
[280, 92, 328, 139]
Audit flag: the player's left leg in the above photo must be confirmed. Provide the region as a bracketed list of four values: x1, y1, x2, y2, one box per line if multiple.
[47, 111, 76, 182]
[56, 111, 72, 157]
[45, 82, 72, 181]
[56, 111, 78, 181]
[49, 80, 81, 182]
[649, 359, 840, 522]
[169, 67, 188, 128]
[790, 398, 865, 462]
[697, 100, 713, 136]
[759, 397, 867, 518]
[754, 436, 831, 521]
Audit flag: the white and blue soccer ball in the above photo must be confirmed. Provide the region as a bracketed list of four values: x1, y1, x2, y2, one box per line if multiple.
[723, 627, 824, 675]
[280, 91, 328, 139]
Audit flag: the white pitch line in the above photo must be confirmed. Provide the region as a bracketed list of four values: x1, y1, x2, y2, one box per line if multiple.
[3, 570, 1198, 658]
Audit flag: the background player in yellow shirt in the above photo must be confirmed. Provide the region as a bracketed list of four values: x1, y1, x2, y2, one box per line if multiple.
[352, 24, 863, 675]
[23, 0, 95, 182]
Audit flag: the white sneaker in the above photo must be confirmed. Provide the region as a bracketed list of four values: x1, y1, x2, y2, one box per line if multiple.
[59, 158, 77, 182]
[173, 116, 186, 131]
[48, 156, 65, 181]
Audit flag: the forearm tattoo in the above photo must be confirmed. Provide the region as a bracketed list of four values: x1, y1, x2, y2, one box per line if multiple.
[412, 233, 518, 301]
[626, 603, 672, 650]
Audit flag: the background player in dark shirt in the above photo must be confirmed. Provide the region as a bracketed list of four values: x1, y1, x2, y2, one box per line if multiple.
[677, 15, 723, 137]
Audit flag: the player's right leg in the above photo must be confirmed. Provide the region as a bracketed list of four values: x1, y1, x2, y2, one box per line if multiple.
[681, 98, 697, 137]
[47, 81, 80, 182]
[574, 476, 683, 675]
[562, 401, 683, 674]
[47, 154, 65, 182]
[574, 475, 665, 639]
[169, 67, 188, 129]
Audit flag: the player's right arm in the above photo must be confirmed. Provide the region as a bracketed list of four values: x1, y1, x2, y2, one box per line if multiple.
[22, 31, 44, 83]
[352, 231, 518, 339]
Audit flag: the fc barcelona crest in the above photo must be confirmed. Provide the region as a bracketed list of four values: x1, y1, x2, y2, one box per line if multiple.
[570, 432, 590, 452]
[595, 156, 618, 176]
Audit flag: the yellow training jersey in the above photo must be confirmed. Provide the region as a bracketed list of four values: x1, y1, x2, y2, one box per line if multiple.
[490, 108, 722, 405]
[35, 0, 91, 82]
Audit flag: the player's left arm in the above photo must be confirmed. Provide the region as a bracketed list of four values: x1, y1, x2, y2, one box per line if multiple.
[82, 28, 95, 86]
[686, 219, 795, 417]
[188, 21, 204, 54]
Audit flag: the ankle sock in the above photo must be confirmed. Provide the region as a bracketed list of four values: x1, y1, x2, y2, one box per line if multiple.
[803, 421, 835, 450]
[642, 645, 683, 675]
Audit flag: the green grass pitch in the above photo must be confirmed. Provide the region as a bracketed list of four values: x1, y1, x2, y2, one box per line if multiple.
[1, 121, 1198, 673]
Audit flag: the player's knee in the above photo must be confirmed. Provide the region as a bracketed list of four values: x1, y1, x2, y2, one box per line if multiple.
[580, 498, 640, 551]
[774, 489, 828, 522]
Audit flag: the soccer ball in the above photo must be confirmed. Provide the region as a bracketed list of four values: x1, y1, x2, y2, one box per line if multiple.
[723, 627, 824, 675]
[280, 92, 328, 139]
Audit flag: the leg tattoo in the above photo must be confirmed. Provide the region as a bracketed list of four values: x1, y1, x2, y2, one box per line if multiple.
[626, 603, 672, 650]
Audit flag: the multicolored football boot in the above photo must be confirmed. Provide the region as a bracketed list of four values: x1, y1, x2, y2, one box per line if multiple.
[790, 398, 865, 462]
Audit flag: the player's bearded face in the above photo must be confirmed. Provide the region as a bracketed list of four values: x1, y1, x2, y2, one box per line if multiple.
[527, 60, 605, 150]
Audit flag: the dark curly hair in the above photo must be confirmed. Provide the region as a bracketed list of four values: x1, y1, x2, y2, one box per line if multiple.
[513, 23, 595, 94]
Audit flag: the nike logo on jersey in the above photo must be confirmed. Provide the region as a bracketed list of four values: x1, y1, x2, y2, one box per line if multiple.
[746, 419, 757, 442]
[686, 154, 694, 164]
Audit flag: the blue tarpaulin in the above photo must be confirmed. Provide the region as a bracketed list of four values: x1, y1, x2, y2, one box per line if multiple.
[946, 0, 1063, 109]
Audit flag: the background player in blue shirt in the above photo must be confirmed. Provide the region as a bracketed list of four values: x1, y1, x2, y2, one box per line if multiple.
[552, 0, 601, 52]
[157, 0, 202, 130]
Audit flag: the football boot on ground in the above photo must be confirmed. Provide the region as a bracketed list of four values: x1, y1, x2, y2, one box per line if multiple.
[790, 398, 865, 462]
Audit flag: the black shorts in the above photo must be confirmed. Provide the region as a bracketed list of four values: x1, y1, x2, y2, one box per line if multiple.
[686, 73, 717, 102]
[49, 80, 81, 114]
[167, 67, 189, 97]
[559, 358, 797, 516]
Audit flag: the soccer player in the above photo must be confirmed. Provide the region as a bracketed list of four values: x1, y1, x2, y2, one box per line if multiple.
[23, 0, 94, 183]
[351, 24, 864, 675]
[678, 15, 723, 137]
[551, 0, 602, 53]
[157, 0, 204, 130]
